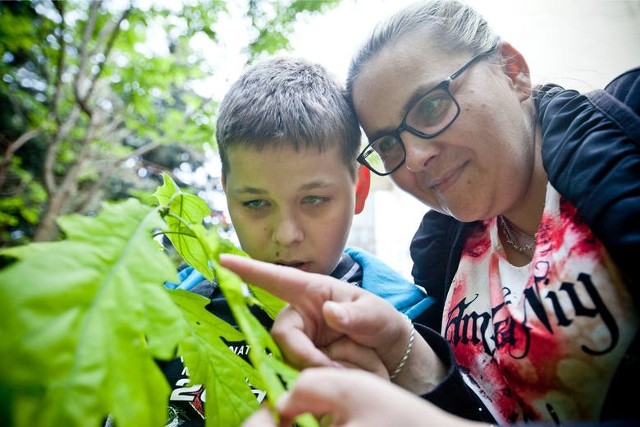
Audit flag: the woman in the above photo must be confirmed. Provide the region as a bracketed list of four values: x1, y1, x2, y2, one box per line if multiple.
[221, 0, 640, 425]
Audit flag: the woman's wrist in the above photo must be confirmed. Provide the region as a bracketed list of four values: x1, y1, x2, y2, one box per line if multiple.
[391, 323, 447, 395]
[389, 315, 416, 380]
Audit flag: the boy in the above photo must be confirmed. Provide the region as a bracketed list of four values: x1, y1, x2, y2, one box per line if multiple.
[162, 56, 434, 425]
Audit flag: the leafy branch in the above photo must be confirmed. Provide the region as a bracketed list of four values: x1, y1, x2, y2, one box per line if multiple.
[0, 173, 314, 427]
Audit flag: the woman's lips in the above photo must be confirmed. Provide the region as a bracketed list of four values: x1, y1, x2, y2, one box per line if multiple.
[430, 162, 466, 193]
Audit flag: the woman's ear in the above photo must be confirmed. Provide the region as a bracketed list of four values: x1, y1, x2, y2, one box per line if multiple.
[355, 165, 371, 214]
[500, 42, 532, 100]
[221, 175, 226, 192]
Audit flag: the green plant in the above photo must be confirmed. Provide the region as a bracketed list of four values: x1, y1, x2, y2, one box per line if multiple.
[0, 173, 314, 427]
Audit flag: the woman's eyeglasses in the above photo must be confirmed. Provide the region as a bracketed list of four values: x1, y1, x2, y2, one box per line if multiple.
[357, 52, 490, 176]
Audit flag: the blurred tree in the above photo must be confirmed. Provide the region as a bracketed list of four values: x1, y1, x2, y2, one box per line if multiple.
[0, 0, 339, 245]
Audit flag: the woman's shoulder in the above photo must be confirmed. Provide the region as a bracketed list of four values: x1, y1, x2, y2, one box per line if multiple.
[537, 66, 640, 166]
[534, 66, 640, 119]
[594, 67, 640, 127]
[409, 211, 480, 298]
[537, 67, 640, 296]
[604, 66, 640, 110]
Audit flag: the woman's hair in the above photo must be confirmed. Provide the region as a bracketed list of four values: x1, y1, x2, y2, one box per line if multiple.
[216, 56, 362, 179]
[346, 0, 501, 100]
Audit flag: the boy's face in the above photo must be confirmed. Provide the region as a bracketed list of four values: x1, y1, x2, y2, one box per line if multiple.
[223, 143, 356, 276]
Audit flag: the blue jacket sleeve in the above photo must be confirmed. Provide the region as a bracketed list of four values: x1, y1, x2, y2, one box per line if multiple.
[345, 246, 436, 320]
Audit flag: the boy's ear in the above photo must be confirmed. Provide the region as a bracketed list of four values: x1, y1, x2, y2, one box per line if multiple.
[499, 42, 532, 100]
[355, 165, 371, 214]
[221, 175, 226, 191]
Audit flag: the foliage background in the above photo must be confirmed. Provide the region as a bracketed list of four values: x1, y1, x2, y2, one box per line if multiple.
[0, 173, 295, 427]
[0, 0, 339, 247]
[1, 2, 342, 424]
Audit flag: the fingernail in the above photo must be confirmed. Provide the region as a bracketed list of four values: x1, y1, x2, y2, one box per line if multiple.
[274, 391, 290, 412]
[325, 301, 348, 324]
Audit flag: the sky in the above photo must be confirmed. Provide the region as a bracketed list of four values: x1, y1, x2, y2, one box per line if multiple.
[200, 0, 640, 102]
[289, 0, 640, 91]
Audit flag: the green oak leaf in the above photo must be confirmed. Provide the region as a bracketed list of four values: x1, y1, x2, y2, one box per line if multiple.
[154, 173, 217, 280]
[168, 290, 265, 427]
[212, 265, 317, 427]
[248, 285, 287, 320]
[0, 199, 184, 427]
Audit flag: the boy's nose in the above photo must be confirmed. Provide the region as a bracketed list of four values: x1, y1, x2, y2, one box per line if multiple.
[272, 215, 303, 245]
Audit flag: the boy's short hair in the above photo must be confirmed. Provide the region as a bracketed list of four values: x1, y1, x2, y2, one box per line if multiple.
[215, 56, 362, 179]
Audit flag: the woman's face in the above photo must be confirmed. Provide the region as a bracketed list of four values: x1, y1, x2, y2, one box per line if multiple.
[352, 34, 535, 222]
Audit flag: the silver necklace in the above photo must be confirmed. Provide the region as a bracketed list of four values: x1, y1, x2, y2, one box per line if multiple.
[498, 215, 536, 254]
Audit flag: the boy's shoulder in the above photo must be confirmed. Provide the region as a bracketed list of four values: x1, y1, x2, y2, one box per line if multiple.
[344, 247, 435, 320]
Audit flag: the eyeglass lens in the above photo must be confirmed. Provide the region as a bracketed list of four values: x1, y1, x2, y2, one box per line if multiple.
[363, 86, 458, 175]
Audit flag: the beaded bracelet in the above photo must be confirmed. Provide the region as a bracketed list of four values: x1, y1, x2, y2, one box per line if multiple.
[389, 315, 415, 380]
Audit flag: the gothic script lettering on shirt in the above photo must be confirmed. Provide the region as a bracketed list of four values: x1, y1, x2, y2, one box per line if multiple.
[443, 189, 639, 424]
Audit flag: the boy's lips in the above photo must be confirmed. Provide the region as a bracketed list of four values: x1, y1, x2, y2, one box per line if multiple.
[275, 260, 311, 272]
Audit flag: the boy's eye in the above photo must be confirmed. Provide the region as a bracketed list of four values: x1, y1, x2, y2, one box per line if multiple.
[242, 199, 269, 210]
[303, 195, 329, 205]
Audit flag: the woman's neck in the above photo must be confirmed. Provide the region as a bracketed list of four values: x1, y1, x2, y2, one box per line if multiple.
[504, 120, 547, 236]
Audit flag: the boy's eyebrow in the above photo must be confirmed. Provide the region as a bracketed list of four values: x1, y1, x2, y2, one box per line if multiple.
[231, 180, 336, 195]
[299, 180, 335, 191]
[229, 186, 266, 195]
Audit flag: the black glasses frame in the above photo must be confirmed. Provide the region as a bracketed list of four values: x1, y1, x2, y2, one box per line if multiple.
[357, 51, 491, 176]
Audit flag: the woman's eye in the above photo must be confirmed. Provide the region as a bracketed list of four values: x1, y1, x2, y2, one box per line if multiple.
[413, 90, 451, 127]
[377, 136, 398, 154]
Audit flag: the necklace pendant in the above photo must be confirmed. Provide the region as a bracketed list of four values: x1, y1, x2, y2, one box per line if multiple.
[499, 215, 536, 254]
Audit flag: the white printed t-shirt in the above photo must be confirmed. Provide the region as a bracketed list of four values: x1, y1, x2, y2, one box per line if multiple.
[443, 183, 639, 424]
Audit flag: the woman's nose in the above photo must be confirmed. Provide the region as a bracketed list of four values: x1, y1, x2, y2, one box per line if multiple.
[401, 132, 439, 172]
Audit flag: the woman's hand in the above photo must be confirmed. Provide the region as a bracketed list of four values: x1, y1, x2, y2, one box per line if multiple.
[320, 335, 389, 378]
[242, 368, 486, 427]
[220, 254, 446, 393]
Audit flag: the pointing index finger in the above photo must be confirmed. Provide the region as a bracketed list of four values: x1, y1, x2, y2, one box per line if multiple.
[219, 254, 331, 305]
